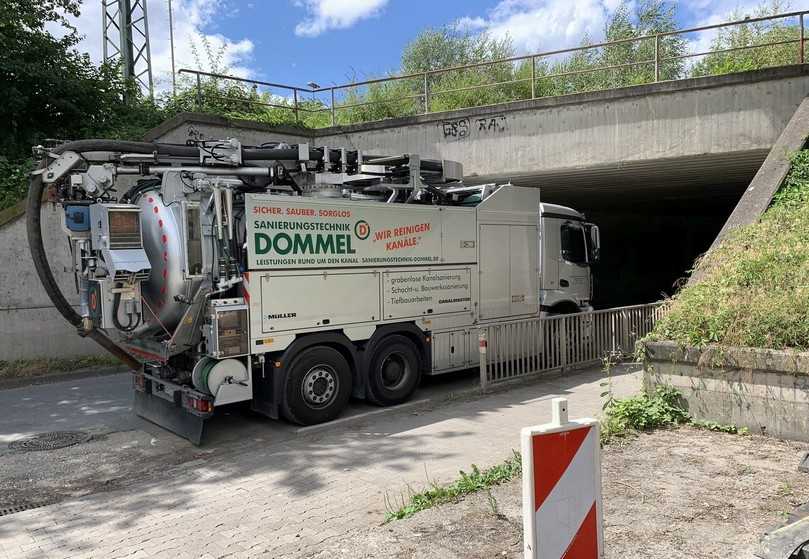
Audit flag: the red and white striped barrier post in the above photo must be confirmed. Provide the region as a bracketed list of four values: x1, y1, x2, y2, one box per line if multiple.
[521, 397, 603, 559]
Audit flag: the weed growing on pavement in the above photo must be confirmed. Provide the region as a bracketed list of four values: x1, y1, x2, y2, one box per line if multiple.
[600, 385, 747, 443]
[384, 450, 522, 522]
[689, 419, 749, 435]
[601, 385, 690, 443]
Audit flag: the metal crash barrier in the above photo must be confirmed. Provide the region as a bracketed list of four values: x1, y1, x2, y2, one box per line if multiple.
[478, 302, 664, 390]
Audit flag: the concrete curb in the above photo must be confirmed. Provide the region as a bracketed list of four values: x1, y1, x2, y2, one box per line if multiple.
[0, 365, 130, 391]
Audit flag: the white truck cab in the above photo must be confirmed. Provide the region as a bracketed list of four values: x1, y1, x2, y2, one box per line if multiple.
[540, 203, 600, 315]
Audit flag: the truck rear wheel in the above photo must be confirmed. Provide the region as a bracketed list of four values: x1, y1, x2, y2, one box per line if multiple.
[281, 346, 352, 425]
[366, 335, 421, 406]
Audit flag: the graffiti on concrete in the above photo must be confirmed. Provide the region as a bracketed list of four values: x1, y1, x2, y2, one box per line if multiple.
[187, 125, 207, 142]
[440, 115, 507, 141]
[441, 118, 470, 140]
[476, 115, 507, 133]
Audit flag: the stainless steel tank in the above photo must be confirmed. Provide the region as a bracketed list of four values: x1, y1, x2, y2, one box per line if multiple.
[135, 190, 200, 334]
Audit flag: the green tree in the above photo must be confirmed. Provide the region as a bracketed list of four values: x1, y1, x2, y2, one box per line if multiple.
[0, 0, 165, 210]
[691, 1, 801, 77]
[541, 0, 685, 96]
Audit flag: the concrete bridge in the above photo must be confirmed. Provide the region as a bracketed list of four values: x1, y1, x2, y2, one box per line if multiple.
[2, 66, 808, 360]
[149, 66, 809, 212]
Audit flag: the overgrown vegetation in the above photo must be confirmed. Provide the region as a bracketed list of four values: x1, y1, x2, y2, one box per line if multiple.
[647, 149, 809, 350]
[600, 385, 747, 442]
[384, 450, 522, 522]
[601, 385, 690, 442]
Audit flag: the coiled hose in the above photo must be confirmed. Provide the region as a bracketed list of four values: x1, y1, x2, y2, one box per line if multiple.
[27, 139, 306, 369]
[26, 140, 163, 369]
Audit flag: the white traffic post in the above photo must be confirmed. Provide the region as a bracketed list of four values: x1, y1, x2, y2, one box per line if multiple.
[521, 397, 603, 559]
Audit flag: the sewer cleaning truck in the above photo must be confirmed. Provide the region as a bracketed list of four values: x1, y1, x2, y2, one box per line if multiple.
[27, 138, 600, 443]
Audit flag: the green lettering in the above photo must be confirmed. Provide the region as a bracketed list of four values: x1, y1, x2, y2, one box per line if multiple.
[255, 233, 271, 255]
[292, 234, 314, 253]
[274, 233, 292, 255]
[315, 234, 335, 254]
[336, 235, 346, 254]
[346, 235, 355, 254]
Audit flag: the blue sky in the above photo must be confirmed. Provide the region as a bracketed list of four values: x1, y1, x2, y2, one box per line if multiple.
[65, 0, 809, 92]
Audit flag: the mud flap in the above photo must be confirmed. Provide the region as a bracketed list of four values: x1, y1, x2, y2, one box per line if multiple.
[133, 390, 207, 445]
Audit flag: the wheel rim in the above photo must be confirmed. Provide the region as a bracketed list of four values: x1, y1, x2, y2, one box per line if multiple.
[301, 365, 338, 408]
[380, 352, 410, 390]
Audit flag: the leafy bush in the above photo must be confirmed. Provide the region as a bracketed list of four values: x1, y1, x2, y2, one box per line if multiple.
[601, 385, 689, 441]
[647, 149, 809, 350]
[0, 159, 32, 211]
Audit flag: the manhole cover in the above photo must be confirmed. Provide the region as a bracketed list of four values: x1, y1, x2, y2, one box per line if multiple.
[8, 431, 92, 452]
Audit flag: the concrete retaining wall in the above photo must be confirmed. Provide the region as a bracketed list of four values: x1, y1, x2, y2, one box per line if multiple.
[0, 207, 105, 360]
[643, 341, 809, 441]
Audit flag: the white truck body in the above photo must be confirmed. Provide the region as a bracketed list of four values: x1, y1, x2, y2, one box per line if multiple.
[244, 188, 592, 374]
[31, 138, 599, 443]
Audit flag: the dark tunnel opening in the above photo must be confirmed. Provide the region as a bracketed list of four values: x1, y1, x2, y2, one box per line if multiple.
[502, 153, 764, 309]
[542, 182, 750, 308]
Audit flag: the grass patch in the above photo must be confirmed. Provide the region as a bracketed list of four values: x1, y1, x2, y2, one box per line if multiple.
[384, 450, 522, 522]
[0, 355, 122, 380]
[646, 149, 809, 350]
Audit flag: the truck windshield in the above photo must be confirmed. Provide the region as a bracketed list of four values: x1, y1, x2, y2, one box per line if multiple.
[561, 222, 587, 264]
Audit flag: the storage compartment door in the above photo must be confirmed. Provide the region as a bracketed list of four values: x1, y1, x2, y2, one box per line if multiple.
[431, 330, 471, 372]
[509, 225, 539, 316]
[260, 272, 380, 333]
[479, 224, 510, 320]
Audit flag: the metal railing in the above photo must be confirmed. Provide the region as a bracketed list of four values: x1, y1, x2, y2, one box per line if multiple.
[178, 10, 807, 127]
[478, 302, 665, 390]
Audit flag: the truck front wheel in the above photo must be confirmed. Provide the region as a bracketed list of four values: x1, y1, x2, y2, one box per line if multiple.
[281, 346, 352, 425]
[366, 335, 421, 406]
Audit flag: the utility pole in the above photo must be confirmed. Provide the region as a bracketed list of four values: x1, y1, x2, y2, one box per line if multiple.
[102, 0, 154, 98]
[168, 0, 176, 95]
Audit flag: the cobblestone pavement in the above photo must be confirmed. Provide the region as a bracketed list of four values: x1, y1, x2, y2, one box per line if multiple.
[0, 366, 641, 558]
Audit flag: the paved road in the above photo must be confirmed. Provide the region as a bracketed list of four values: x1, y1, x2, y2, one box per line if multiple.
[0, 373, 141, 443]
[0, 365, 641, 558]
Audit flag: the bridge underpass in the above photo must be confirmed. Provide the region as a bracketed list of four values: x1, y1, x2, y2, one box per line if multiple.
[145, 66, 809, 309]
[500, 151, 765, 307]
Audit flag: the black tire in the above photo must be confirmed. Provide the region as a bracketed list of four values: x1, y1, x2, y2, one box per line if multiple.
[366, 335, 421, 406]
[281, 346, 352, 425]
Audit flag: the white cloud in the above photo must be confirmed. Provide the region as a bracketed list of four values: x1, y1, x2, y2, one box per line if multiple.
[455, 0, 804, 57]
[50, 0, 254, 93]
[294, 0, 388, 37]
[679, 0, 803, 68]
[457, 0, 617, 55]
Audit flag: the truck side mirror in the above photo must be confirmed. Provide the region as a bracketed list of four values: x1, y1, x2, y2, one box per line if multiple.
[587, 224, 600, 263]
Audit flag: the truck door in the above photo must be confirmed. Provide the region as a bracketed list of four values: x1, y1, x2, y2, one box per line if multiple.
[480, 224, 539, 319]
[559, 221, 590, 305]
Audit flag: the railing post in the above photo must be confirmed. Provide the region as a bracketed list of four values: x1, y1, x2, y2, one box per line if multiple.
[559, 316, 568, 371]
[479, 329, 488, 392]
[423, 72, 430, 114]
[330, 87, 336, 126]
[654, 34, 661, 82]
[530, 56, 536, 99]
[195, 73, 202, 109]
[293, 89, 299, 123]
[801, 14, 805, 64]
